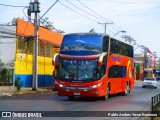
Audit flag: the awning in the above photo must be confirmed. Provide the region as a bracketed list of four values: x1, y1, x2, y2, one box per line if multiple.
[16, 19, 63, 47]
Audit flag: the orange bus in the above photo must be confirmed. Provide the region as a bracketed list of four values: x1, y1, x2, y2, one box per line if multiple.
[53, 33, 135, 100]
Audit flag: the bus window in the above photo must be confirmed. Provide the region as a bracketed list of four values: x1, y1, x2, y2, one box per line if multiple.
[108, 66, 126, 78]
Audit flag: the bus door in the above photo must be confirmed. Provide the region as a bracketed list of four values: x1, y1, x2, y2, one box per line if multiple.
[108, 66, 126, 93]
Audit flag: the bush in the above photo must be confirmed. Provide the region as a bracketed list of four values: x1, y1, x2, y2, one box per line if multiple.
[14, 77, 23, 91]
[1, 68, 11, 82]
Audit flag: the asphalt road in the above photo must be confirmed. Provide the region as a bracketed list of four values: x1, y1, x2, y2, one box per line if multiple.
[0, 81, 160, 120]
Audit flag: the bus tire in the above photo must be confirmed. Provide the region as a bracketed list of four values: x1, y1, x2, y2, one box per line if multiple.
[123, 82, 130, 96]
[68, 96, 74, 100]
[102, 84, 110, 100]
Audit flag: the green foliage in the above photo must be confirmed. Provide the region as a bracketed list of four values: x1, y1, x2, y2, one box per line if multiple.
[14, 77, 23, 91]
[39, 17, 65, 33]
[7, 17, 25, 25]
[40, 17, 55, 30]
[0, 59, 4, 68]
[0, 68, 11, 82]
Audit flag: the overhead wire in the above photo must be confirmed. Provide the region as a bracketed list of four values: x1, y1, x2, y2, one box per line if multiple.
[76, 0, 123, 32]
[0, 3, 28, 8]
[76, 0, 111, 23]
[1, 1, 126, 40]
[65, 0, 105, 22]
[39, 0, 59, 21]
[59, 0, 120, 35]
[58, 1, 99, 23]
[59, 0, 125, 36]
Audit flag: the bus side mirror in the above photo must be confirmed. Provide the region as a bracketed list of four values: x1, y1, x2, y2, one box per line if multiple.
[52, 53, 59, 66]
[98, 52, 107, 66]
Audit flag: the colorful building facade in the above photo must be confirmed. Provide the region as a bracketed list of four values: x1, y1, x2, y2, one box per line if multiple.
[135, 61, 144, 80]
[14, 19, 63, 87]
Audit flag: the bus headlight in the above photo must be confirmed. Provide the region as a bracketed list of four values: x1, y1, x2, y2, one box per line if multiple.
[90, 82, 102, 89]
[59, 84, 64, 88]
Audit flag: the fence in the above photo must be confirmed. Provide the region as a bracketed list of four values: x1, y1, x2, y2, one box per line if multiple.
[151, 93, 160, 120]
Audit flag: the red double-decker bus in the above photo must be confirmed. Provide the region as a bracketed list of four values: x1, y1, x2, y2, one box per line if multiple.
[53, 33, 135, 100]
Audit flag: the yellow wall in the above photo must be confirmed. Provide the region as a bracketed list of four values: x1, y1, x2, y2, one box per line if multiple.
[15, 53, 54, 75]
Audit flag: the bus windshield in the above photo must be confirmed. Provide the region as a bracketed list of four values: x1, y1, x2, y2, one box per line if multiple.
[59, 59, 100, 81]
[61, 35, 102, 52]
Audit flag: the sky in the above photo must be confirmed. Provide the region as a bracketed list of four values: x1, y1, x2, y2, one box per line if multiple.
[0, 0, 160, 57]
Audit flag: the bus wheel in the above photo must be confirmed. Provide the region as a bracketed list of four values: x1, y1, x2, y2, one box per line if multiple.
[102, 84, 110, 100]
[68, 96, 74, 100]
[123, 82, 130, 96]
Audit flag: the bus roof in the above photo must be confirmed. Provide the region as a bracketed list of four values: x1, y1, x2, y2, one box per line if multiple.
[64, 33, 107, 37]
[64, 33, 132, 47]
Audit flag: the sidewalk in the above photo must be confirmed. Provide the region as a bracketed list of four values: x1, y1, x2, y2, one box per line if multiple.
[0, 86, 55, 97]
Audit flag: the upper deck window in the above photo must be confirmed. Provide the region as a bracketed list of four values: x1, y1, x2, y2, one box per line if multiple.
[61, 34, 102, 52]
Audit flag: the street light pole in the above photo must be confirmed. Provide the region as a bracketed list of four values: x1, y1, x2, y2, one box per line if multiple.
[113, 30, 126, 37]
[141, 45, 148, 68]
[159, 58, 160, 71]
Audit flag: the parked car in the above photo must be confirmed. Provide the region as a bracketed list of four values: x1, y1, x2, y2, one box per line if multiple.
[142, 77, 158, 89]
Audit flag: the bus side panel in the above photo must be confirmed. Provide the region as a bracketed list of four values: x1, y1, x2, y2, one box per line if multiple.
[107, 54, 134, 94]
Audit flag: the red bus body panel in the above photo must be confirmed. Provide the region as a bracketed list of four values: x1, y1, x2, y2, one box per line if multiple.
[54, 53, 134, 97]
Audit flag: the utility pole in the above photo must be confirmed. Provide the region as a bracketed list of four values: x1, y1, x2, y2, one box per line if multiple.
[29, 0, 40, 90]
[33, 0, 38, 91]
[159, 58, 160, 71]
[98, 22, 113, 34]
[144, 47, 148, 68]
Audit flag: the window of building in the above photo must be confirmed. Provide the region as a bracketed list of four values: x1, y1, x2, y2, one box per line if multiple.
[17, 37, 27, 53]
[46, 44, 50, 57]
[27, 40, 33, 55]
[38, 41, 45, 56]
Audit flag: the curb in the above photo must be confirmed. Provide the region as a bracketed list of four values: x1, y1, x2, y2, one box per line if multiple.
[0, 87, 56, 97]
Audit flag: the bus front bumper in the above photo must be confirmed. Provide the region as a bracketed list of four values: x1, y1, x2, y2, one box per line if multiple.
[57, 86, 105, 97]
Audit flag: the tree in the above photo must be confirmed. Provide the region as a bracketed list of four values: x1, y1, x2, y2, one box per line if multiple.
[7, 17, 25, 25]
[1, 68, 11, 82]
[40, 17, 55, 30]
[0, 59, 4, 68]
[39, 17, 65, 34]
[56, 29, 65, 34]
[14, 77, 23, 91]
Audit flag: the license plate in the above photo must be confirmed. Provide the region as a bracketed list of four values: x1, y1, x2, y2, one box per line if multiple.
[74, 92, 80, 95]
[147, 83, 151, 85]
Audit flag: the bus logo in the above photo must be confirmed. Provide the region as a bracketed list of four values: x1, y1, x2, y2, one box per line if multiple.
[111, 56, 121, 62]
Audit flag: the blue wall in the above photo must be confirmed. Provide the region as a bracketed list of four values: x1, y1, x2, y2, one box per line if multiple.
[14, 74, 54, 87]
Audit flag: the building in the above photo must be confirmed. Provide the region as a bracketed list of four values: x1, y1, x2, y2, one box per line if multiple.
[0, 19, 63, 87]
[134, 51, 156, 69]
[156, 58, 160, 70]
[0, 25, 16, 67]
[135, 61, 144, 80]
[0, 24, 16, 85]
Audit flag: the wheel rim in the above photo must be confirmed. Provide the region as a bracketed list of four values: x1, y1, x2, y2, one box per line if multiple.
[125, 84, 130, 94]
